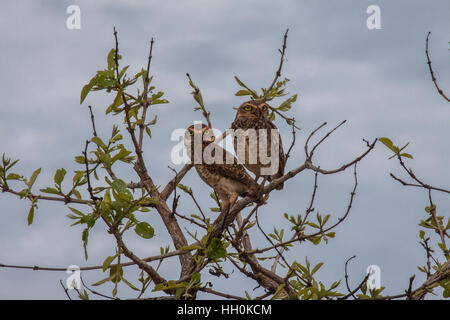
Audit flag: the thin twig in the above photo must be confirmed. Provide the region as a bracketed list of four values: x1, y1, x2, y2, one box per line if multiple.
[285, 117, 297, 162]
[138, 37, 155, 150]
[263, 28, 289, 101]
[59, 279, 72, 300]
[160, 164, 193, 200]
[390, 172, 450, 195]
[309, 120, 347, 159]
[304, 122, 327, 159]
[88, 105, 98, 137]
[83, 140, 101, 202]
[425, 32, 450, 102]
[80, 275, 118, 300]
[186, 72, 212, 128]
[198, 287, 246, 300]
[343, 255, 357, 299]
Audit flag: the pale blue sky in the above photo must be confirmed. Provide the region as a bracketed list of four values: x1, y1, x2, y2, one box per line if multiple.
[0, 0, 449, 299]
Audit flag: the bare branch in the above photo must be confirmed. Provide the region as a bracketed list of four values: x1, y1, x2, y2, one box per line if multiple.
[285, 117, 297, 163]
[425, 32, 450, 103]
[2, 187, 93, 205]
[263, 28, 289, 101]
[160, 163, 193, 200]
[343, 255, 357, 299]
[59, 280, 72, 300]
[390, 170, 450, 195]
[309, 120, 347, 159]
[198, 287, 246, 300]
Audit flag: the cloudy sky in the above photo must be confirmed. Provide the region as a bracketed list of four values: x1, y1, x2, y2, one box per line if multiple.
[0, 0, 449, 299]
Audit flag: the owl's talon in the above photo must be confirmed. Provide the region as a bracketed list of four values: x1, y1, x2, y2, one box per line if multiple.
[249, 183, 266, 205]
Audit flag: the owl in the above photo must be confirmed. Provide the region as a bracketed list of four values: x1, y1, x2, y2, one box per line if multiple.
[231, 100, 286, 190]
[184, 123, 260, 215]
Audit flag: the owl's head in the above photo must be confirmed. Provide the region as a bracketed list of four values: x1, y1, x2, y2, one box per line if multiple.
[236, 100, 270, 120]
[184, 123, 215, 149]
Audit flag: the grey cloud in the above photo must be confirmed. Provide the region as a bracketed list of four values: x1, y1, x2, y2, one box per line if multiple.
[0, 0, 449, 299]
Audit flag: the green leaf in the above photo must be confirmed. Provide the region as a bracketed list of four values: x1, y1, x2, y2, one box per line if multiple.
[119, 65, 129, 79]
[443, 289, 450, 298]
[311, 262, 324, 275]
[68, 207, 84, 217]
[271, 284, 287, 300]
[121, 276, 139, 291]
[148, 115, 158, 125]
[378, 137, 393, 148]
[277, 94, 297, 111]
[78, 289, 89, 300]
[106, 89, 124, 114]
[107, 48, 116, 70]
[191, 272, 201, 284]
[177, 184, 192, 194]
[310, 236, 321, 245]
[145, 126, 152, 138]
[91, 137, 108, 151]
[111, 147, 132, 163]
[73, 171, 84, 184]
[180, 244, 202, 251]
[102, 255, 116, 272]
[6, 173, 22, 180]
[135, 222, 155, 239]
[27, 205, 35, 226]
[74, 156, 86, 164]
[91, 275, 115, 287]
[97, 77, 115, 87]
[234, 76, 247, 89]
[400, 153, 414, 159]
[326, 232, 335, 238]
[80, 75, 98, 104]
[235, 89, 251, 96]
[234, 76, 258, 98]
[54, 168, 67, 186]
[40, 187, 60, 195]
[378, 137, 398, 153]
[111, 179, 127, 193]
[82, 228, 89, 260]
[175, 287, 184, 300]
[206, 238, 226, 260]
[27, 168, 41, 188]
[142, 197, 161, 207]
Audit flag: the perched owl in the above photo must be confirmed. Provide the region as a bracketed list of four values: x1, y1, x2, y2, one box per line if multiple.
[184, 123, 260, 215]
[231, 100, 286, 190]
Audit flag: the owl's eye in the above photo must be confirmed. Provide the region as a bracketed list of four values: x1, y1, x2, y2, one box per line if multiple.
[243, 105, 253, 111]
[261, 105, 268, 111]
[189, 131, 194, 136]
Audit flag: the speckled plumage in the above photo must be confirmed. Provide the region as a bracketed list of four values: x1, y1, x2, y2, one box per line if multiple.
[184, 124, 259, 214]
[231, 100, 286, 190]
